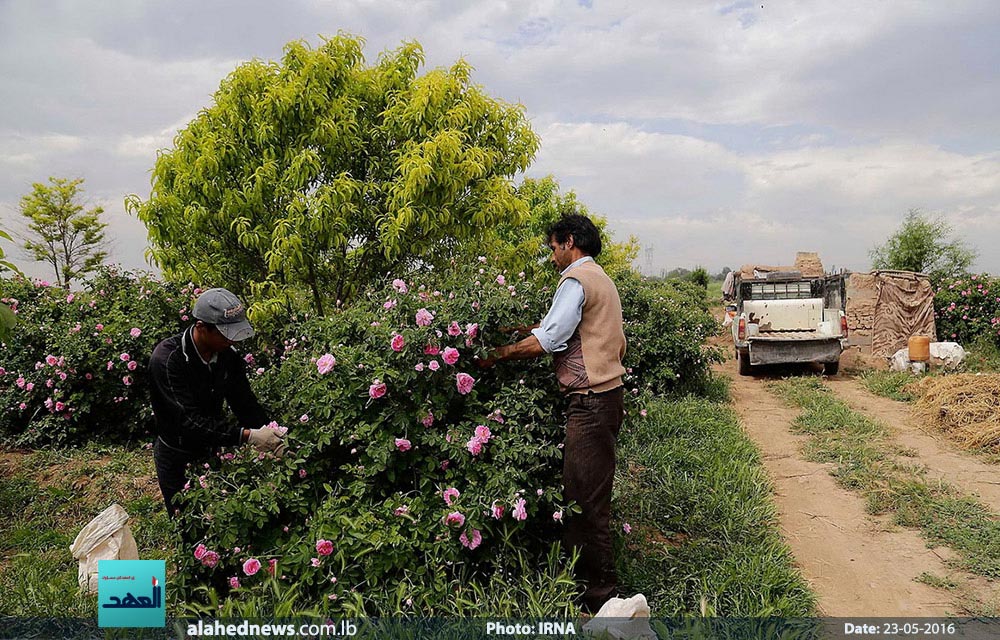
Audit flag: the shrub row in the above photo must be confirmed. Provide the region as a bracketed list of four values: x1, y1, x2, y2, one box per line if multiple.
[934, 273, 1000, 346]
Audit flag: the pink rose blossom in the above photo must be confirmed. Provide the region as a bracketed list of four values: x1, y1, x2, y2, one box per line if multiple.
[424, 344, 440, 356]
[242, 558, 261, 576]
[316, 539, 334, 556]
[392, 279, 408, 293]
[428, 360, 440, 371]
[95, 323, 104, 331]
[316, 353, 336, 374]
[127, 360, 138, 371]
[443, 487, 460, 505]
[474, 425, 491, 441]
[194, 544, 208, 560]
[415, 362, 425, 372]
[491, 502, 505, 519]
[395, 438, 411, 452]
[265, 421, 288, 435]
[300, 414, 309, 423]
[496, 274, 505, 285]
[448, 321, 462, 337]
[369, 380, 387, 399]
[487, 409, 504, 423]
[553, 510, 563, 522]
[311, 557, 321, 567]
[25, 382, 34, 391]
[122, 376, 132, 386]
[456, 373, 475, 395]
[55, 402, 65, 412]
[460, 529, 483, 550]
[640, 409, 647, 417]
[445, 511, 466, 527]
[394, 505, 409, 517]
[512, 498, 527, 521]
[299, 469, 307, 478]
[466, 438, 483, 456]
[623, 522, 632, 534]
[45, 355, 58, 366]
[465, 323, 478, 339]
[391, 334, 405, 351]
[415, 308, 434, 326]
[119, 353, 131, 362]
[421, 412, 435, 427]
[201, 551, 220, 568]
[16, 377, 25, 388]
[442, 347, 459, 365]
[229, 576, 240, 589]
[383, 299, 397, 310]
[107, 361, 114, 371]
[130, 327, 142, 338]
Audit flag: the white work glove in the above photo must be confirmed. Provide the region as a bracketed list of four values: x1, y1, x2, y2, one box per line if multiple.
[247, 427, 286, 456]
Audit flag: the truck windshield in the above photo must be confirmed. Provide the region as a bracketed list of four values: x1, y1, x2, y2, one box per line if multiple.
[743, 281, 817, 300]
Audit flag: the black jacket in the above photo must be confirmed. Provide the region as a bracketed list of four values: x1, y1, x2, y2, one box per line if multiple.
[149, 326, 268, 454]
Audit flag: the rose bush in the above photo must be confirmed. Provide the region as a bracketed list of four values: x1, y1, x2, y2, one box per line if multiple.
[934, 273, 1000, 347]
[171, 260, 575, 614]
[0, 267, 190, 445]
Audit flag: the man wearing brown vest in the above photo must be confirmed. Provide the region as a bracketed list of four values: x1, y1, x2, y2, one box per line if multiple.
[478, 214, 627, 613]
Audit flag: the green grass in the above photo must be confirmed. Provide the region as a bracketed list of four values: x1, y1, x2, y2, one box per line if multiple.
[772, 377, 1000, 581]
[964, 335, 1000, 373]
[0, 444, 173, 616]
[859, 370, 919, 401]
[615, 395, 816, 616]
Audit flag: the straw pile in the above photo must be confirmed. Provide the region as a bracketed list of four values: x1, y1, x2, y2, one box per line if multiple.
[906, 374, 1000, 451]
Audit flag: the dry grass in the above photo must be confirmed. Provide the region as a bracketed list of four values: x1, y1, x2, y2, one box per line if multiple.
[906, 374, 1000, 451]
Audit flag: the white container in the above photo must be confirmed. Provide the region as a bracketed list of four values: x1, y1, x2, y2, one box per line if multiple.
[747, 323, 759, 337]
[817, 321, 833, 336]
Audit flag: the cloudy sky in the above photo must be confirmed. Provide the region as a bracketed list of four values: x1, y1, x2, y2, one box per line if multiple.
[1, 0, 998, 280]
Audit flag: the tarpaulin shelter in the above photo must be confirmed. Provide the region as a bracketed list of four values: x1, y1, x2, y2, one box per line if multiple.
[845, 270, 936, 358]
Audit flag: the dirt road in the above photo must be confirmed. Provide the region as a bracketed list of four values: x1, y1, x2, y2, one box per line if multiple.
[718, 357, 996, 616]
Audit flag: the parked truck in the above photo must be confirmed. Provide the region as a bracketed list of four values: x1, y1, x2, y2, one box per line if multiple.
[731, 271, 848, 375]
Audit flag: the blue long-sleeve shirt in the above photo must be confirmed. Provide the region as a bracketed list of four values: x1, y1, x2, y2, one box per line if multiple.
[531, 256, 592, 353]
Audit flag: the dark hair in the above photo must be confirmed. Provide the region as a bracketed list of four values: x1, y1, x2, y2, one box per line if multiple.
[547, 214, 602, 258]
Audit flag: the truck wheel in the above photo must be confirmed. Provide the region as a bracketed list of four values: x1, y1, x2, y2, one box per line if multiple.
[738, 351, 752, 376]
[824, 360, 840, 375]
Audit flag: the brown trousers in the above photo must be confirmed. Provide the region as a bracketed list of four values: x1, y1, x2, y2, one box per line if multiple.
[563, 386, 624, 612]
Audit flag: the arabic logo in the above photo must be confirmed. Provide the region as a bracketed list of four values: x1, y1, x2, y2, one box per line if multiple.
[97, 559, 166, 628]
[102, 576, 161, 610]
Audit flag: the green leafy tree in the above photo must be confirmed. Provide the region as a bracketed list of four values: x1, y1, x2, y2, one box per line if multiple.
[19, 177, 107, 289]
[0, 229, 22, 340]
[127, 35, 538, 323]
[475, 176, 638, 283]
[869, 209, 976, 283]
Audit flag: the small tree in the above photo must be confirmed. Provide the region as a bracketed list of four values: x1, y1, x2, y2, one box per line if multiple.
[0, 229, 21, 339]
[128, 35, 538, 322]
[19, 177, 107, 289]
[869, 209, 976, 283]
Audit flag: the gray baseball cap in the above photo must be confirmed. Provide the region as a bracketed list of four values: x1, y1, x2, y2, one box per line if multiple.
[192, 288, 255, 341]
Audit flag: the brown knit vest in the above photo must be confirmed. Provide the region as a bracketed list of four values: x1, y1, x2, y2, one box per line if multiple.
[553, 260, 627, 394]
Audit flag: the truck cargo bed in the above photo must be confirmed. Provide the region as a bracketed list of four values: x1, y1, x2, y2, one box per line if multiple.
[750, 329, 833, 341]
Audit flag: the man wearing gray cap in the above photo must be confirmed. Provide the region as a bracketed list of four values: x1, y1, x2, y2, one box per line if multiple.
[149, 287, 285, 517]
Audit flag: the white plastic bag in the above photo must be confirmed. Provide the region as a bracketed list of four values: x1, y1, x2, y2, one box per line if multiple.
[582, 594, 656, 639]
[69, 503, 139, 593]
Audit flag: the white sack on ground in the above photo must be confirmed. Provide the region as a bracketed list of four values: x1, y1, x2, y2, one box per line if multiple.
[929, 342, 966, 369]
[889, 348, 910, 372]
[582, 593, 656, 639]
[69, 503, 139, 593]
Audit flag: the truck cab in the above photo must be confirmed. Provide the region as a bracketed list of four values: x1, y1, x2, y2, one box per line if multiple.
[732, 272, 848, 376]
